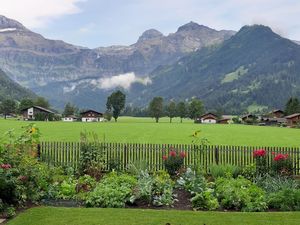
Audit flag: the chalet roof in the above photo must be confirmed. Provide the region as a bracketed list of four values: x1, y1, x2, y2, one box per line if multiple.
[80, 109, 103, 115]
[21, 105, 55, 114]
[241, 114, 255, 119]
[200, 112, 218, 119]
[285, 113, 300, 119]
[270, 109, 284, 113]
[261, 117, 287, 123]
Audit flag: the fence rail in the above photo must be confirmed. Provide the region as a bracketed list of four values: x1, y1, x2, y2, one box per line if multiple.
[38, 142, 300, 175]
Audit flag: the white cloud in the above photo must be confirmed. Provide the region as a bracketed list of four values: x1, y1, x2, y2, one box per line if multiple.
[0, 0, 84, 28]
[79, 22, 96, 33]
[96, 72, 152, 90]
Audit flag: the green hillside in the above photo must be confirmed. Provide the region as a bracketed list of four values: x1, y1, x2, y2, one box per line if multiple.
[132, 25, 300, 114]
[0, 68, 36, 101]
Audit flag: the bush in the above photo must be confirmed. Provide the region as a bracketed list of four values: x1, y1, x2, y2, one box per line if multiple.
[85, 173, 137, 208]
[176, 168, 207, 195]
[254, 174, 299, 194]
[271, 153, 293, 176]
[242, 164, 256, 181]
[191, 189, 219, 210]
[253, 149, 268, 175]
[268, 188, 300, 211]
[215, 177, 267, 212]
[209, 164, 242, 179]
[152, 171, 175, 206]
[162, 148, 186, 176]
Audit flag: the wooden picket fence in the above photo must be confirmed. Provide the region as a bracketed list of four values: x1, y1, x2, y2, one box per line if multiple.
[38, 142, 300, 175]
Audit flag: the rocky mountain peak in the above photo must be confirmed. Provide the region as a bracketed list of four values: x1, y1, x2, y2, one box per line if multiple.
[137, 29, 163, 42]
[0, 15, 26, 30]
[177, 21, 209, 32]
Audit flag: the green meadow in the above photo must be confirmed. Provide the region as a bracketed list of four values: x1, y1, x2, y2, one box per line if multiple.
[7, 207, 300, 225]
[1, 117, 300, 147]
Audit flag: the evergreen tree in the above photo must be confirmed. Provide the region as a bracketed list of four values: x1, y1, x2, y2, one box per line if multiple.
[285, 97, 300, 115]
[176, 101, 187, 123]
[165, 101, 177, 123]
[149, 97, 164, 123]
[63, 102, 77, 116]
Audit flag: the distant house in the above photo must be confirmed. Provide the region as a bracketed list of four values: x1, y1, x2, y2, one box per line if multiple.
[21, 106, 55, 121]
[196, 113, 218, 124]
[80, 110, 104, 122]
[218, 115, 232, 124]
[241, 114, 256, 123]
[260, 117, 287, 126]
[285, 113, 300, 126]
[62, 115, 78, 122]
[269, 109, 284, 118]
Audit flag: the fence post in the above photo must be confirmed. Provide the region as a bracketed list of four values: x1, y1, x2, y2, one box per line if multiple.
[37, 143, 41, 160]
[215, 146, 219, 165]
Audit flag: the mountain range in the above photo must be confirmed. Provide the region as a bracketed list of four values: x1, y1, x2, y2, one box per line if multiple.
[131, 25, 300, 113]
[0, 15, 300, 113]
[0, 15, 234, 109]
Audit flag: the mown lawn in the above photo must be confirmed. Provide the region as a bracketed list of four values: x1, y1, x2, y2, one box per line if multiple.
[1, 117, 300, 146]
[7, 207, 300, 225]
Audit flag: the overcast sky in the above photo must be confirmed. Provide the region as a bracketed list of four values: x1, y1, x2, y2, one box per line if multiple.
[0, 0, 300, 48]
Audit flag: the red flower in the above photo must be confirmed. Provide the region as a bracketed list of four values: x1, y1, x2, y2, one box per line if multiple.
[179, 151, 186, 158]
[274, 153, 289, 161]
[0, 164, 11, 169]
[253, 149, 266, 158]
[162, 155, 168, 161]
[169, 151, 176, 157]
[272, 152, 275, 155]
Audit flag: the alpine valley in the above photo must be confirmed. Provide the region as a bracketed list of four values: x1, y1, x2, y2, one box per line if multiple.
[0, 15, 300, 113]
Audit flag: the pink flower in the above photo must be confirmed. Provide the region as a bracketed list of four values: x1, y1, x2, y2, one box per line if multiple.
[162, 155, 168, 161]
[179, 151, 186, 158]
[169, 151, 176, 157]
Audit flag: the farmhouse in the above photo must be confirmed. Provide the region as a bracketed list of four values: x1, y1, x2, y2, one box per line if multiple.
[80, 110, 104, 122]
[218, 115, 232, 124]
[285, 113, 300, 126]
[241, 114, 256, 123]
[260, 117, 287, 126]
[268, 109, 284, 118]
[197, 113, 218, 124]
[62, 115, 78, 122]
[21, 106, 55, 121]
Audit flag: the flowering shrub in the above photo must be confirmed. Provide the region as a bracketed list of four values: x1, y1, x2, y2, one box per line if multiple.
[253, 149, 267, 175]
[272, 153, 293, 176]
[162, 147, 186, 176]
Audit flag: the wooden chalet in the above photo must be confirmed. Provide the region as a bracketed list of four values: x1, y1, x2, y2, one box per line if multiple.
[80, 110, 104, 122]
[62, 115, 78, 122]
[269, 109, 284, 118]
[195, 112, 218, 124]
[241, 114, 256, 123]
[285, 113, 300, 126]
[21, 106, 54, 121]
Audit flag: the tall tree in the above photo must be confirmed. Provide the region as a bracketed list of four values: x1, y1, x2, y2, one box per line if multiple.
[165, 101, 177, 123]
[176, 101, 187, 123]
[188, 99, 204, 120]
[285, 97, 300, 115]
[0, 99, 16, 119]
[106, 90, 126, 122]
[63, 102, 77, 116]
[149, 97, 164, 123]
[18, 98, 34, 112]
[34, 97, 50, 109]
